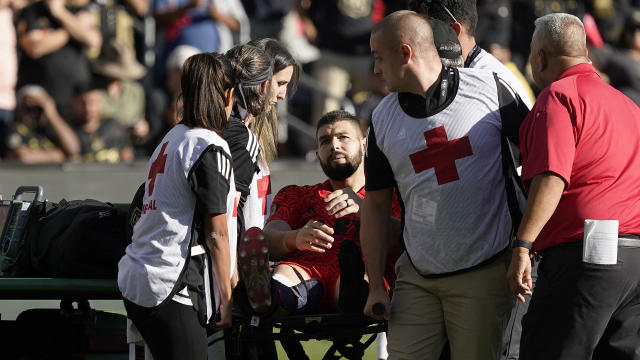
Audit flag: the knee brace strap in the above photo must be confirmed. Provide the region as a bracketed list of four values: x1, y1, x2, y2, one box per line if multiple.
[273, 278, 323, 315]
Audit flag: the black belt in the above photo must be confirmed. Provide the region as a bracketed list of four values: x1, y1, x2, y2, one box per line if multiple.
[618, 234, 640, 247]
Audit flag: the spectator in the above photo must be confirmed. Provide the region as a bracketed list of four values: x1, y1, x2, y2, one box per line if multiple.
[298, 0, 374, 125]
[241, 0, 291, 39]
[148, 44, 199, 150]
[0, 0, 17, 157]
[153, 0, 220, 72]
[16, 0, 102, 120]
[408, 0, 533, 109]
[92, 39, 151, 154]
[362, 11, 528, 359]
[71, 81, 134, 162]
[507, 13, 640, 360]
[87, 0, 149, 58]
[596, 9, 640, 105]
[212, 0, 249, 52]
[5, 85, 80, 163]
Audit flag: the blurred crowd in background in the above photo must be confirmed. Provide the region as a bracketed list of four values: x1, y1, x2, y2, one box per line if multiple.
[0, 0, 639, 164]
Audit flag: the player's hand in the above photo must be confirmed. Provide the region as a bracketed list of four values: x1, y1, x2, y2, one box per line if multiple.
[213, 296, 233, 330]
[325, 188, 362, 218]
[295, 220, 334, 253]
[506, 248, 533, 303]
[364, 287, 390, 321]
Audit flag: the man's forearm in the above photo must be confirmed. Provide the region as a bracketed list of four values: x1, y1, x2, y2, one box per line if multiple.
[53, 9, 101, 49]
[20, 29, 68, 58]
[47, 108, 80, 157]
[264, 221, 297, 260]
[360, 189, 393, 292]
[517, 172, 566, 244]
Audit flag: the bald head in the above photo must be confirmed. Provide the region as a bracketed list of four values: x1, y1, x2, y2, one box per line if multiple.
[372, 10, 438, 58]
[533, 13, 587, 58]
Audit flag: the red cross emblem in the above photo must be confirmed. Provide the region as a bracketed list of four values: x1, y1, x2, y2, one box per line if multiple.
[257, 175, 272, 215]
[148, 142, 168, 196]
[232, 196, 238, 217]
[409, 126, 472, 185]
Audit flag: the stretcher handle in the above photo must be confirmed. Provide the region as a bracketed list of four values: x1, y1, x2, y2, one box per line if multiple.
[13, 186, 44, 202]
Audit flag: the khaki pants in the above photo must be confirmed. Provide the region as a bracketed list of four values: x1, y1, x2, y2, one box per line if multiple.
[388, 251, 514, 360]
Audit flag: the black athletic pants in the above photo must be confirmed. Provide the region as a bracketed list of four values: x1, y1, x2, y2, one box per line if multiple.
[124, 298, 208, 360]
[520, 242, 640, 360]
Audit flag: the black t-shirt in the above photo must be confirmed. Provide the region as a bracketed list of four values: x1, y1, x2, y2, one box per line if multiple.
[240, 0, 291, 20]
[309, 0, 374, 55]
[74, 118, 130, 162]
[17, 1, 91, 119]
[5, 123, 58, 152]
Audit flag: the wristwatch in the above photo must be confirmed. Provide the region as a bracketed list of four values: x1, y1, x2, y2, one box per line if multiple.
[511, 236, 533, 251]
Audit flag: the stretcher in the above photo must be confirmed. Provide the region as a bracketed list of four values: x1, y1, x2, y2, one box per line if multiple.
[0, 185, 384, 359]
[0, 277, 384, 360]
[229, 309, 386, 360]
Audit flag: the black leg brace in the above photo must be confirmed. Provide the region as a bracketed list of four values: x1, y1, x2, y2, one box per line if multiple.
[273, 268, 324, 315]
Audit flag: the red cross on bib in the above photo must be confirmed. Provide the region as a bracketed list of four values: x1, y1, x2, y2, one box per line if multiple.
[257, 175, 271, 215]
[409, 126, 473, 185]
[148, 142, 168, 196]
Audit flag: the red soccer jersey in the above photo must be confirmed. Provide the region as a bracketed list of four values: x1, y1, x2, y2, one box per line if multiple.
[267, 180, 401, 299]
[520, 63, 640, 251]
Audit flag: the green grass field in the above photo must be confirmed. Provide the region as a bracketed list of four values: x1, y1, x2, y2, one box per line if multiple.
[275, 337, 379, 359]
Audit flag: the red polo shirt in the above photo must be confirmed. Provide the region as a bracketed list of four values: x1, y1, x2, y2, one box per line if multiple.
[520, 63, 640, 251]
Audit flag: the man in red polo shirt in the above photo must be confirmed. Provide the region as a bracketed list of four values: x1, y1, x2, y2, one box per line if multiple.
[507, 13, 640, 360]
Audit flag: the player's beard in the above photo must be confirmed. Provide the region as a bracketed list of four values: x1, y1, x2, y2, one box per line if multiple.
[320, 148, 362, 181]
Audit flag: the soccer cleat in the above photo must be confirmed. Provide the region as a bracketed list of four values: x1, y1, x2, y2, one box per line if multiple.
[238, 227, 272, 313]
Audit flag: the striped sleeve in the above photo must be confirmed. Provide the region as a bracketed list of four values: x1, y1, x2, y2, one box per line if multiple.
[189, 145, 232, 215]
[224, 117, 259, 196]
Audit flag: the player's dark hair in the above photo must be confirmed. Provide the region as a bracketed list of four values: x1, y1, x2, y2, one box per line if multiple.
[316, 110, 363, 138]
[180, 52, 233, 136]
[408, 0, 478, 36]
[246, 38, 301, 164]
[226, 44, 273, 118]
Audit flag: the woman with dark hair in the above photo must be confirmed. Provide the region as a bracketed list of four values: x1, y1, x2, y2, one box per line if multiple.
[223, 41, 300, 314]
[247, 37, 300, 164]
[118, 52, 237, 360]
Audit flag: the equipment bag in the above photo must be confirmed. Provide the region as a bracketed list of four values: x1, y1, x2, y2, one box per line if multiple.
[18, 199, 129, 278]
[11, 302, 128, 359]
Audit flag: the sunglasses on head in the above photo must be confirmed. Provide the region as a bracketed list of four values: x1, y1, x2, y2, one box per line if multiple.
[423, 0, 458, 24]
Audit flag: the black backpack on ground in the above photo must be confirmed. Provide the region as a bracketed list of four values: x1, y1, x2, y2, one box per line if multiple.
[17, 199, 129, 278]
